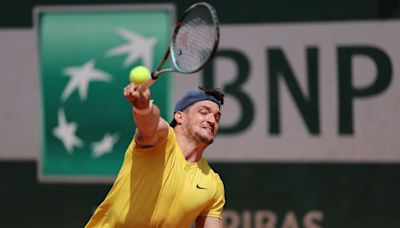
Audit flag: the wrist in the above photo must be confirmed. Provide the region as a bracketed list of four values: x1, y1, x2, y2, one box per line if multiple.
[133, 100, 154, 115]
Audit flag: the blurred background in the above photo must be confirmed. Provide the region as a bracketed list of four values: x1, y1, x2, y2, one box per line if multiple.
[1, 0, 400, 227]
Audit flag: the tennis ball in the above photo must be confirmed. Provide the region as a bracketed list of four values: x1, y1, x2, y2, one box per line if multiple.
[129, 66, 150, 85]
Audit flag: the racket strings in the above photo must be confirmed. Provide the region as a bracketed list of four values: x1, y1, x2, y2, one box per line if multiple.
[173, 5, 218, 72]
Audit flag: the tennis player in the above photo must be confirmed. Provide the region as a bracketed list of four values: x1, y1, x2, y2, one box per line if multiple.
[85, 83, 225, 227]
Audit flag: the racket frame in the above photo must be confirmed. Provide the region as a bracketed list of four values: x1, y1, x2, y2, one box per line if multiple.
[139, 2, 219, 92]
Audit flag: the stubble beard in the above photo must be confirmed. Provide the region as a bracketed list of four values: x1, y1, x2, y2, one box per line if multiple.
[184, 121, 214, 145]
[197, 132, 214, 145]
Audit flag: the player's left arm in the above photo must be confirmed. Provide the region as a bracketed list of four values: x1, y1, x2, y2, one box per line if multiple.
[196, 216, 223, 228]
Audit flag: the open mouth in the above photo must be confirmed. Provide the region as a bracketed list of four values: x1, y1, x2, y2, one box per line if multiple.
[202, 126, 213, 134]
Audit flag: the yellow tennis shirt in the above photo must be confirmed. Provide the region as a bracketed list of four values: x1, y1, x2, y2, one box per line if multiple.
[85, 127, 225, 228]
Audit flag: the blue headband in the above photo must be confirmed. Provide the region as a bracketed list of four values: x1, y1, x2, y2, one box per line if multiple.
[174, 90, 221, 113]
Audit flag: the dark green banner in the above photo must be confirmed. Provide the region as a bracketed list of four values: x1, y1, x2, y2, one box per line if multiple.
[2, 161, 400, 227]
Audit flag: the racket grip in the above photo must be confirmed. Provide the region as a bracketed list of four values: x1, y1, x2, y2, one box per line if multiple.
[138, 78, 155, 93]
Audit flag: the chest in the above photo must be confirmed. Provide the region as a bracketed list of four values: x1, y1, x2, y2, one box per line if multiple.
[112, 151, 218, 226]
[161, 160, 216, 215]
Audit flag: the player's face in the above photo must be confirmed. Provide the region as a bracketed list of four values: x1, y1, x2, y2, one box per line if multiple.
[183, 100, 221, 145]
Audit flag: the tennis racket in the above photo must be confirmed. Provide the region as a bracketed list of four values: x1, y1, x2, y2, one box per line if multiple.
[139, 2, 220, 92]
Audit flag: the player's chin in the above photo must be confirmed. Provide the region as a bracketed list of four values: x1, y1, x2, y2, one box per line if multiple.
[198, 133, 215, 145]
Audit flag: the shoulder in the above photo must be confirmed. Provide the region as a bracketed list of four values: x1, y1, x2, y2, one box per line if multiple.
[211, 171, 224, 193]
[199, 160, 225, 191]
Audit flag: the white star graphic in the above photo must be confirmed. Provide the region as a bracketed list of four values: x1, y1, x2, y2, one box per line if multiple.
[52, 108, 83, 154]
[61, 60, 111, 102]
[106, 27, 157, 68]
[91, 133, 120, 158]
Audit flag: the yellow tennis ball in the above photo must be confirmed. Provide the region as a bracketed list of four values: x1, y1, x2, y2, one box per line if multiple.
[129, 66, 150, 85]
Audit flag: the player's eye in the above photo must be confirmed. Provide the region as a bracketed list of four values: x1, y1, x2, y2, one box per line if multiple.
[199, 109, 209, 115]
[215, 114, 221, 122]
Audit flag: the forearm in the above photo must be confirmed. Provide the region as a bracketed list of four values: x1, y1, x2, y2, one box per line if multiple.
[133, 101, 160, 133]
[123, 83, 168, 147]
[133, 102, 168, 147]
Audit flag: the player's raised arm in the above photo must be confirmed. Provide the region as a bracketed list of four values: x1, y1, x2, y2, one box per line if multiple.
[123, 83, 169, 148]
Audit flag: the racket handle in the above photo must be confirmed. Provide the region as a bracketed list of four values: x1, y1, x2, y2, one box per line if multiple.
[138, 78, 155, 93]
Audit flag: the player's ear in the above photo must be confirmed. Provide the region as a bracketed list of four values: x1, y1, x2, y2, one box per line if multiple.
[174, 111, 184, 125]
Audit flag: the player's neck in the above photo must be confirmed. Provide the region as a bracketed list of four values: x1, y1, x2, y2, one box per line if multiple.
[175, 130, 206, 163]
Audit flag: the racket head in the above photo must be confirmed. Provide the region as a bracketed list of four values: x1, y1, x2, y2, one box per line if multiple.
[170, 2, 220, 74]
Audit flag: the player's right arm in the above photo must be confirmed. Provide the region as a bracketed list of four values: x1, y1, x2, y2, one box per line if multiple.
[123, 83, 169, 148]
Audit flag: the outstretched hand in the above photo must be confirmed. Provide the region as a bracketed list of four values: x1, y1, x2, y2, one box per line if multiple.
[123, 83, 151, 110]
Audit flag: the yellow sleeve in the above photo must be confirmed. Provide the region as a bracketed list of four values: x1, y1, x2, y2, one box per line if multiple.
[202, 177, 225, 219]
